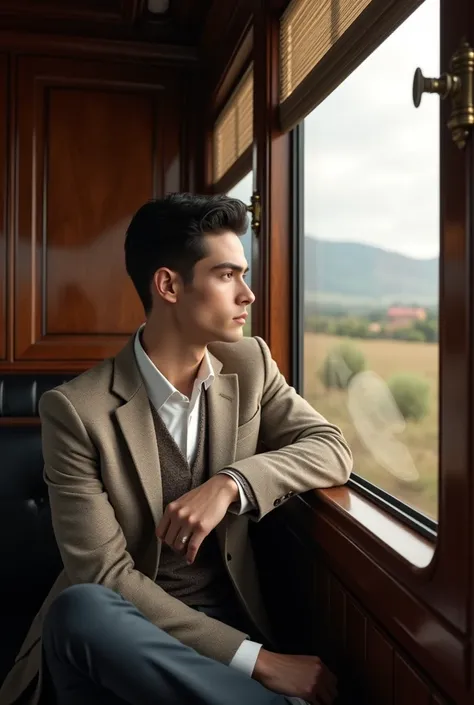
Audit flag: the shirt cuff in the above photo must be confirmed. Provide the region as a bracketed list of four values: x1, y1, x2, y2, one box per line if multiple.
[219, 470, 252, 514]
[229, 639, 263, 676]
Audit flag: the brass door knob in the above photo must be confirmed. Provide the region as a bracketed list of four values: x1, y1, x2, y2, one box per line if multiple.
[412, 67, 459, 107]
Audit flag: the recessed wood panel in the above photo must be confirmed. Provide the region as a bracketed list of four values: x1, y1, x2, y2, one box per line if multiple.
[0, 55, 7, 361]
[13, 56, 182, 367]
[45, 88, 153, 336]
[366, 624, 394, 705]
[345, 597, 366, 690]
[394, 654, 431, 705]
[0, 0, 122, 19]
[0, 0, 206, 46]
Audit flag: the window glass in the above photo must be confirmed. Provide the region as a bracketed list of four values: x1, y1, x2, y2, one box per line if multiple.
[228, 172, 253, 336]
[302, 0, 439, 519]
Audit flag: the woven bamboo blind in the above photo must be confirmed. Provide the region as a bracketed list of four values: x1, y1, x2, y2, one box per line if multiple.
[213, 68, 253, 184]
[280, 0, 372, 102]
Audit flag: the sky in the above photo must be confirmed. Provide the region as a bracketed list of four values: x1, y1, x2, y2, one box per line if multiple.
[228, 0, 440, 262]
[304, 0, 440, 259]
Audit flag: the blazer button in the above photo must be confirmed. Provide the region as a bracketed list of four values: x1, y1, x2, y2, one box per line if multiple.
[226, 553, 232, 562]
[274, 498, 281, 506]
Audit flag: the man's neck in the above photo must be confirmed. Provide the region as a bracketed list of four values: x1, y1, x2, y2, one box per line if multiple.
[140, 323, 205, 398]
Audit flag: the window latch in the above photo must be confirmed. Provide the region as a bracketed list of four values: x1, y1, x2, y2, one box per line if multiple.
[247, 191, 261, 237]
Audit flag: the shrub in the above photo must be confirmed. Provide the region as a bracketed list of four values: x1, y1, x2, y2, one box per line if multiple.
[387, 373, 430, 421]
[319, 342, 366, 390]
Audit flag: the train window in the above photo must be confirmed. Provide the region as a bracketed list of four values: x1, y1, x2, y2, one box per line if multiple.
[298, 0, 440, 525]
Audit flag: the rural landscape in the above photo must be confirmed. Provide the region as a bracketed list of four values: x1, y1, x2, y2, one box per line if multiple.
[303, 237, 439, 520]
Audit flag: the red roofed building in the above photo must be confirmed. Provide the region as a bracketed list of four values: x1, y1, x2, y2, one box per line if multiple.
[387, 306, 426, 329]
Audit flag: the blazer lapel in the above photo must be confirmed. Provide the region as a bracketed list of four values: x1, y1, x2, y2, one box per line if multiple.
[206, 353, 239, 555]
[206, 371, 239, 477]
[112, 338, 163, 526]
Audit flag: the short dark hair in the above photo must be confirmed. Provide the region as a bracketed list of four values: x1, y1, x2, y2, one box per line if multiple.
[125, 193, 249, 314]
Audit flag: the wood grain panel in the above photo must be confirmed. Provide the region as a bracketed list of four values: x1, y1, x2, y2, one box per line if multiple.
[329, 576, 346, 655]
[0, 0, 122, 20]
[12, 56, 182, 367]
[394, 654, 431, 705]
[345, 597, 366, 692]
[0, 55, 7, 361]
[45, 88, 152, 336]
[366, 624, 394, 705]
[0, 0, 206, 45]
[262, 512, 455, 705]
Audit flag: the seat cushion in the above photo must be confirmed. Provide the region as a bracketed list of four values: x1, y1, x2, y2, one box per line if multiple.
[0, 373, 73, 686]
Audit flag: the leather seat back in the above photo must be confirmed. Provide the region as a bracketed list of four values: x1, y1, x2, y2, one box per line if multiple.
[0, 375, 73, 686]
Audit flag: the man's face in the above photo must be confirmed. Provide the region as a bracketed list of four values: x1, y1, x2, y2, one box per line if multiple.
[176, 232, 255, 345]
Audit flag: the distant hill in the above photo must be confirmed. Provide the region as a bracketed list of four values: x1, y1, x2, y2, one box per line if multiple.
[304, 238, 438, 309]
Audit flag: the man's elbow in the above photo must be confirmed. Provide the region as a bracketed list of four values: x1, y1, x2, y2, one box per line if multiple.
[322, 430, 353, 486]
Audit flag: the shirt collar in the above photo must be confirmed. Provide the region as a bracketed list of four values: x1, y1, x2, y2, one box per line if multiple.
[133, 324, 215, 411]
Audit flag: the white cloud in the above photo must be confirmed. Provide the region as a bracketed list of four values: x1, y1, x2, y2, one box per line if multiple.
[304, 0, 440, 259]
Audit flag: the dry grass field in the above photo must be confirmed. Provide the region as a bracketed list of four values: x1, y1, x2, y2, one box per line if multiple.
[304, 333, 439, 519]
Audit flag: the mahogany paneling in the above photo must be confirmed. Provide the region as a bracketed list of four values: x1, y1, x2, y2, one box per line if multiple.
[252, 0, 292, 379]
[0, 0, 206, 45]
[258, 510, 454, 705]
[10, 56, 182, 368]
[201, 0, 253, 85]
[0, 55, 7, 361]
[0, 0, 123, 20]
[394, 655, 431, 705]
[366, 624, 393, 705]
[45, 89, 152, 337]
[0, 32, 197, 65]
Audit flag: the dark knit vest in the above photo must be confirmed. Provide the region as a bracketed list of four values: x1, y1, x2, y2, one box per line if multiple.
[151, 393, 236, 608]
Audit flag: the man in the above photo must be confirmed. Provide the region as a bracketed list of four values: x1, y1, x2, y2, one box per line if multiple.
[0, 194, 352, 705]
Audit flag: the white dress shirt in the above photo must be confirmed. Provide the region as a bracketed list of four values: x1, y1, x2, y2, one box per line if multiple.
[133, 327, 262, 675]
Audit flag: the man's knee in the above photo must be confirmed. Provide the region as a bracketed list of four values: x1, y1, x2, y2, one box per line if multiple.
[43, 583, 120, 649]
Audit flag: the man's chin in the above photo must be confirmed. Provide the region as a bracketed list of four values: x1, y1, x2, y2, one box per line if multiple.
[208, 328, 244, 344]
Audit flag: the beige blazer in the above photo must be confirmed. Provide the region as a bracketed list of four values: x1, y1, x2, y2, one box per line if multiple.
[0, 335, 352, 705]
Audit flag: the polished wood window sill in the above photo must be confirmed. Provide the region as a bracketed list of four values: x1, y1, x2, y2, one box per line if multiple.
[288, 486, 435, 570]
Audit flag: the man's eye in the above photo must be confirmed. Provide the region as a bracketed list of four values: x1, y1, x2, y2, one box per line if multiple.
[222, 272, 233, 280]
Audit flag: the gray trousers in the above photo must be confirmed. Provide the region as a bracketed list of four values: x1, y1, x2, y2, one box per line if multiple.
[42, 584, 291, 705]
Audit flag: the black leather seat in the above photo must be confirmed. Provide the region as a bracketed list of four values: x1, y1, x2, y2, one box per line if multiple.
[0, 375, 73, 686]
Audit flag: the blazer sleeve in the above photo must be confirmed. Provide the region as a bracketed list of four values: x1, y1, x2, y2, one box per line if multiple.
[225, 336, 353, 520]
[39, 389, 248, 665]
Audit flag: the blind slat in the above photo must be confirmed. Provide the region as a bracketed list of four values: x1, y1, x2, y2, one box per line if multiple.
[213, 68, 253, 184]
[280, 0, 372, 102]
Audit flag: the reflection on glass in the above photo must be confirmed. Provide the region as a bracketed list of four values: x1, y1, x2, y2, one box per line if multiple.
[227, 172, 253, 336]
[302, 0, 440, 520]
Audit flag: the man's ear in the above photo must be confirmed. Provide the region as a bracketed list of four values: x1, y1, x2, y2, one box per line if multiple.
[153, 268, 181, 303]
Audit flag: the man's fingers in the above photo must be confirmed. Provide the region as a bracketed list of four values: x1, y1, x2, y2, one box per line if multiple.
[185, 531, 206, 564]
[315, 670, 337, 705]
[156, 514, 170, 541]
[173, 527, 192, 553]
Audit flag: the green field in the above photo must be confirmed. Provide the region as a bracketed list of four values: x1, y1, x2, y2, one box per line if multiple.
[304, 333, 439, 520]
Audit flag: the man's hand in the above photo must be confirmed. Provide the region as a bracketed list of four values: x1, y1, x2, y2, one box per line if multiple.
[253, 649, 338, 705]
[156, 474, 239, 564]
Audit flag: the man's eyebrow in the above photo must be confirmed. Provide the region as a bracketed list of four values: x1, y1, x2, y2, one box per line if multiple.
[211, 262, 249, 274]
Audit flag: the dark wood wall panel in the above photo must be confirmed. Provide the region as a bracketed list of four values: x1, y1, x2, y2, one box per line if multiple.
[0, 55, 7, 361]
[257, 513, 454, 705]
[318, 560, 450, 705]
[45, 88, 153, 337]
[366, 624, 393, 705]
[9, 55, 183, 368]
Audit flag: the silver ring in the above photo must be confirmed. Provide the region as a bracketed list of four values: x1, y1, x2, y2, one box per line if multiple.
[180, 536, 189, 545]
